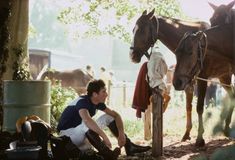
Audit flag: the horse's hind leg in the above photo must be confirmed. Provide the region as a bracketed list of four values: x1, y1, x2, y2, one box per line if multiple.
[224, 104, 234, 136]
[214, 95, 234, 136]
[219, 75, 233, 136]
[182, 88, 193, 141]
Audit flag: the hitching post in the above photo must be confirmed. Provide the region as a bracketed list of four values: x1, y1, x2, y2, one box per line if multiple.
[151, 88, 163, 157]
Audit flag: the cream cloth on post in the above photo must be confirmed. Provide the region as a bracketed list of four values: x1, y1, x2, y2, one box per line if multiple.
[147, 51, 168, 91]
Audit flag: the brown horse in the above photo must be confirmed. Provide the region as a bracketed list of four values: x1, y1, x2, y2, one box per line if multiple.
[209, 0, 235, 26]
[173, 20, 234, 147]
[40, 69, 93, 95]
[173, 1, 235, 147]
[129, 9, 210, 144]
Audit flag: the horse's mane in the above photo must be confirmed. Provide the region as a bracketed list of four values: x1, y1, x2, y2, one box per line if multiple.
[175, 23, 229, 53]
[159, 16, 209, 28]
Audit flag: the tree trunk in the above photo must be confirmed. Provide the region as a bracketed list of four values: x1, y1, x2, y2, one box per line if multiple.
[0, 0, 29, 130]
[7, 0, 30, 80]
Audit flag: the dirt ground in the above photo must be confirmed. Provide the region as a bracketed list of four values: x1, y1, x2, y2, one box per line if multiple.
[118, 135, 235, 160]
[0, 131, 234, 160]
[112, 105, 235, 160]
[1, 102, 234, 159]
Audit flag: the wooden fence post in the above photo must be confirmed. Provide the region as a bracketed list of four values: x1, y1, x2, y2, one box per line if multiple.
[107, 80, 111, 105]
[123, 81, 126, 106]
[144, 103, 152, 140]
[152, 90, 163, 157]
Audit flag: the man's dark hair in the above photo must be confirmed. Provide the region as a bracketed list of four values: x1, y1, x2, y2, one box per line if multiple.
[87, 79, 106, 97]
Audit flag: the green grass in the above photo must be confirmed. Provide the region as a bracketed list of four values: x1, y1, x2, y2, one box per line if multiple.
[123, 120, 144, 138]
[110, 88, 235, 141]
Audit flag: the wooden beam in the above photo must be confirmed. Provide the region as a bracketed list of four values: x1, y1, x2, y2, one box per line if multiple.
[152, 91, 163, 157]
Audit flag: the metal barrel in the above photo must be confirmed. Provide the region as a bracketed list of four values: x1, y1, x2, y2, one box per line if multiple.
[3, 80, 51, 132]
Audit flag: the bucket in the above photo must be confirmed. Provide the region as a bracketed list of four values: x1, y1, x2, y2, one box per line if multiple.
[5, 146, 41, 160]
[2, 80, 51, 132]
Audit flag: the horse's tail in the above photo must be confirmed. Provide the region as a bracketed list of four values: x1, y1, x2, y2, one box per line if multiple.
[36, 64, 48, 80]
[40, 71, 49, 80]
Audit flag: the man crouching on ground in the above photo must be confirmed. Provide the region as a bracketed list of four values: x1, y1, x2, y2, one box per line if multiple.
[57, 79, 151, 160]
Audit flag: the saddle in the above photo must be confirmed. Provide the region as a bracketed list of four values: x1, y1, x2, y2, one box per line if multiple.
[50, 135, 80, 160]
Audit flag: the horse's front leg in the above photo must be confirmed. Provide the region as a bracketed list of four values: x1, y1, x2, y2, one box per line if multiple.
[182, 88, 193, 141]
[195, 80, 207, 147]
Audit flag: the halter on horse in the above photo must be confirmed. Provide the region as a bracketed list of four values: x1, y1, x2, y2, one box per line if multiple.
[130, 9, 159, 60]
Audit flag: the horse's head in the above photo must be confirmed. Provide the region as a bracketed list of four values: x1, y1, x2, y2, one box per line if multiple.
[129, 9, 158, 63]
[209, 0, 235, 26]
[173, 31, 207, 90]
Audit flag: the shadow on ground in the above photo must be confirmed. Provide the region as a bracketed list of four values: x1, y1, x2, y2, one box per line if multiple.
[118, 136, 234, 160]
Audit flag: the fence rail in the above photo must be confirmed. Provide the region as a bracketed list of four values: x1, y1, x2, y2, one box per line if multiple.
[107, 81, 135, 107]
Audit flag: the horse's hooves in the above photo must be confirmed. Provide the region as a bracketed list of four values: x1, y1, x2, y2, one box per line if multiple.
[181, 135, 191, 142]
[195, 138, 205, 147]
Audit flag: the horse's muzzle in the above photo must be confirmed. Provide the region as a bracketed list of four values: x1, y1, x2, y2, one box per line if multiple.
[173, 76, 190, 91]
[129, 50, 141, 63]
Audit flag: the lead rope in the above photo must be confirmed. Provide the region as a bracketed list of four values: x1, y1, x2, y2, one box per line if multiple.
[195, 76, 235, 94]
[195, 77, 232, 88]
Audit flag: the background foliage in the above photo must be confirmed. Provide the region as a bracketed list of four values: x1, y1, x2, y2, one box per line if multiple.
[56, 0, 185, 43]
[50, 81, 77, 131]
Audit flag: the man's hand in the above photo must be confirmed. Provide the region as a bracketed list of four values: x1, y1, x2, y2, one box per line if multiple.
[118, 132, 126, 147]
[102, 135, 112, 149]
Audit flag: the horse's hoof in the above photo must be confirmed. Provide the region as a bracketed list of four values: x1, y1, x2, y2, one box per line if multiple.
[195, 138, 205, 147]
[181, 134, 191, 142]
